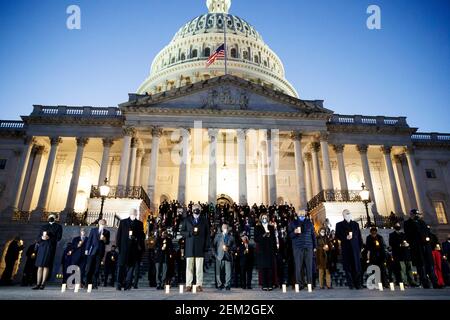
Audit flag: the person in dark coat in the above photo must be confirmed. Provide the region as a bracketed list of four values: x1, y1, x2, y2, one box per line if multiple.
[180, 204, 210, 292]
[175, 238, 186, 286]
[316, 228, 333, 289]
[116, 209, 145, 290]
[288, 210, 316, 290]
[213, 223, 235, 290]
[103, 245, 118, 287]
[366, 227, 388, 287]
[61, 242, 73, 284]
[33, 214, 63, 290]
[388, 222, 417, 286]
[404, 209, 438, 288]
[0, 236, 24, 285]
[335, 209, 363, 289]
[71, 228, 87, 286]
[254, 213, 277, 291]
[238, 233, 254, 289]
[147, 235, 157, 287]
[85, 219, 110, 289]
[154, 230, 173, 289]
[21, 241, 38, 286]
[276, 228, 289, 288]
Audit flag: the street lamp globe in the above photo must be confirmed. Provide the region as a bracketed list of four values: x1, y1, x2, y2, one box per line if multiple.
[99, 178, 110, 197]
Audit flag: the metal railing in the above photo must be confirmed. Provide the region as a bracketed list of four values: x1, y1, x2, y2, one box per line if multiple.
[90, 185, 151, 210]
[307, 189, 363, 211]
[357, 215, 404, 229]
[65, 211, 120, 227]
[11, 211, 32, 222]
[328, 114, 408, 127]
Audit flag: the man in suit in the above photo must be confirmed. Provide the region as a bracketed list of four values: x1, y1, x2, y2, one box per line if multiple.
[71, 228, 87, 286]
[116, 209, 145, 290]
[389, 222, 417, 286]
[213, 223, 235, 290]
[180, 204, 210, 292]
[238, 233, 254, 290]
[103, 245, 118, 287]
[85, 219, 110, 289]
[366, 227, 388, 287]
[155, 230, 173, 289]
[335, 209, 363, 289]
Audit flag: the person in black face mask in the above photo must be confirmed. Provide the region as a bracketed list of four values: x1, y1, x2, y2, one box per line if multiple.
[389, 222, 418, 286]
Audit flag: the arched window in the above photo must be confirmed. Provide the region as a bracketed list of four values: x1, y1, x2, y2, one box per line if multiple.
[204, 47, 211, 57]
[254, 55, 259, 64]
[181, 53, 186, 61]
[192, 49, 198, 58]
[243, 51, 249, 60]
[171, 57, 175, 64]
[231, 48, 237, 58]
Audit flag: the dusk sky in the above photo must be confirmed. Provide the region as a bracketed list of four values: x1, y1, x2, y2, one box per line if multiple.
[0, 0, 449, 132]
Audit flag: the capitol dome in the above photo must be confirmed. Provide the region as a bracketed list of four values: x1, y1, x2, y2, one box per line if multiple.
[137, 0, 299, 98]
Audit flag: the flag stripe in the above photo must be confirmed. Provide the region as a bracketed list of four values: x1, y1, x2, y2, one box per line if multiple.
[206, 44, 225, 67]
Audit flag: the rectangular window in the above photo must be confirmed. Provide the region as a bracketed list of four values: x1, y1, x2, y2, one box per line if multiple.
[434, 201, 448, 224]
[425, 169, 437, 179]
[0, 159, 6, 170]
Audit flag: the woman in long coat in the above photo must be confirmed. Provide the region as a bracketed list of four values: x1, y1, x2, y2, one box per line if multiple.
[316, 227, 333, 289]
[33, 215, 63, 290]
[254, 213, 277, 291]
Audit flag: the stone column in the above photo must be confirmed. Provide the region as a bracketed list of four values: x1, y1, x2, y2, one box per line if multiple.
[127, 138, 138, 187]
[319, 133, 334, 190]
[291, 131, 307, 210]
[63, 137, 89, 214]
[304, 153, 313, 202]
[237, 129, 248, 205]
[3, 136, 35, 215]
[266, 129, 277, 205]
[332, 144, 348, 191]
[134, 149, 145, 187]
[177, 128, 190, 205]
[21, 145, 46, 211]
[381, 146, 403, 214]
[147, 127, 162, 208]
[310, 142, 322, 196]
[208, 129, 219, 204]
[357, 144, 377, 213]
[117, 127, 135, 187]
[34, 137, 62, 214]
[98, 138, 114, 185]
[404, 146, 425, 213]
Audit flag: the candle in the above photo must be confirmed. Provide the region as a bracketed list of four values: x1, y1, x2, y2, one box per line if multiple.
[87, 284, 93, 293]
[111, 256, 115, 261]
[179, 285, 184, 294]
[324, 245, 329, 250]
[61, 284, 66, 293]
[308, 284, 312, 293]
[295, 284, 299, 293]
[223, 245, 227, 251]
[282, 284, 286, 293]
[194, 227, 198, 233]
[74, 283, 80, 293]
[375, 240, 380, 247]
[426, 237, 430, 242]
[349, 232, 353, 237]
[378, 283, 383, 291]
[245, 249, 249, 254]
[129, 230, 133, 236]
[43, 231, 47, 237]
[399, 283, 405, 291]
[389, 283, 395, 291]
[192, 285, 197, 294]
[165, 285, 170, 294]
[31, 253, 36, 259]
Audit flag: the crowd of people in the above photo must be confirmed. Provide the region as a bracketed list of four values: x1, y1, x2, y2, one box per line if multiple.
[1, 202, 450, 293]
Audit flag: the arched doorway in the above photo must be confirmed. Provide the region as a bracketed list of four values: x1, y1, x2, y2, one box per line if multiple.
[217, 194, 234, 207]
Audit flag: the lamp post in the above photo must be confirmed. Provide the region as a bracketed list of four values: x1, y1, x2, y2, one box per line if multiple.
[98, 178, 111, 222]
[360, 182, 372, 228]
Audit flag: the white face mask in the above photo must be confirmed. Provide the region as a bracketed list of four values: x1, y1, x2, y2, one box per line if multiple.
[130, 215, 136, 221]
[344, 214, 352, 222]
[320, 232, 326, 236]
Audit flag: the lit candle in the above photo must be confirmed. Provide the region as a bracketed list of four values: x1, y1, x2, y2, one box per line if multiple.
[179, 285, 184, 294]
[61, 284, 66, 293]
[308, 284, 312, 293]
[111, 256, 115, 261]
[192, 285, 197, 294]
[31, 253, 36, 259]
[165, 285, 170, 294]
[426, 237, 430, 242]
[194, 227, 198, 233]
[389, 283, 395, 291]
[129, 230, 133, 237]
[87, 284, 93, 293]
[349, 232, 353, 238]
[375, 240, 380, 247]
[74, 283, 80, 293]
[378, 283, 383, 291]
[282, 284, 286, 293]
[295, 284, 299, 293]
[223, 245, 227, 251]
[399, 283, 405, 291]
[43, 231, 47, 238]
[324, 244, 329, 250]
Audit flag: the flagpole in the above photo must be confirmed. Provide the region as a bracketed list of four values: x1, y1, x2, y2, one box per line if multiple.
[224, 13, 228, 75]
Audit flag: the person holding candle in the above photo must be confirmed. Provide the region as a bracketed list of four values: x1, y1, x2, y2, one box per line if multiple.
[316, 228, 333, 289]
[180, 204, 210, 292]
[238, 233, 255, 290]
[254, 213, 277, 291]
[175, 238, 186, 286]
[71, 228, 88, 287]
[21, 241, 38, 286]
[155, 230, 173, 290]
[335, 209, 363, 290]
[389, 223, 418, 287]
[103, 245, 118, 287]
[213, 223, 236, 290]
[288, 209, 316, 291]
[33, 214, 63, 290]
[116, 209, 146, 290]
[84, 219, 110, 289]
[366, 227, 389, 288]
[0, 236, 25, 286]
[60, 241, 73, 285]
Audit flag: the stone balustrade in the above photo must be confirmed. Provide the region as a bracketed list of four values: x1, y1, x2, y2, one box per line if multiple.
[0, 120, 25, 130]
[412, 132, 450, 142]
[329, 114, 408, 127]
[31, 105, 122, 117]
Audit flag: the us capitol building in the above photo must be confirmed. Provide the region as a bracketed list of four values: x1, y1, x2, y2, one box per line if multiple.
[0, 0, 449, 240]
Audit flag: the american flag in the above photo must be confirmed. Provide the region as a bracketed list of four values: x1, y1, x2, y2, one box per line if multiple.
[206, 44, 225, 67]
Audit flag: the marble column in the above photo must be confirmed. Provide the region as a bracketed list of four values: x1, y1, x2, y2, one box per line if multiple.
[147, 127, 162, 208]
[117, 127, 135, 188]
[304, 153, 313, 201]
[311, 142, 322, 196]
[98, 138, 114, 185]
[177, 128, 190, 205]
[332, 144, 348, 191]
[21, 145, 46, 211]
[319, 133, 334, 190]
[291, 131, 307, 210]
[127, 138, 138, 187]
[34, 137, 62, 214]
[404, 146, 425, 213]
[266, 130, 277, 205]
[381, 146, 402, 214]
[134, 149, 145, 187]
[237, 129, 248, 205]
[357, 144, 377, 213]
[4, 136, 35, 215]
[64, 137, 89, 214]
[208, 129, 219, 204]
